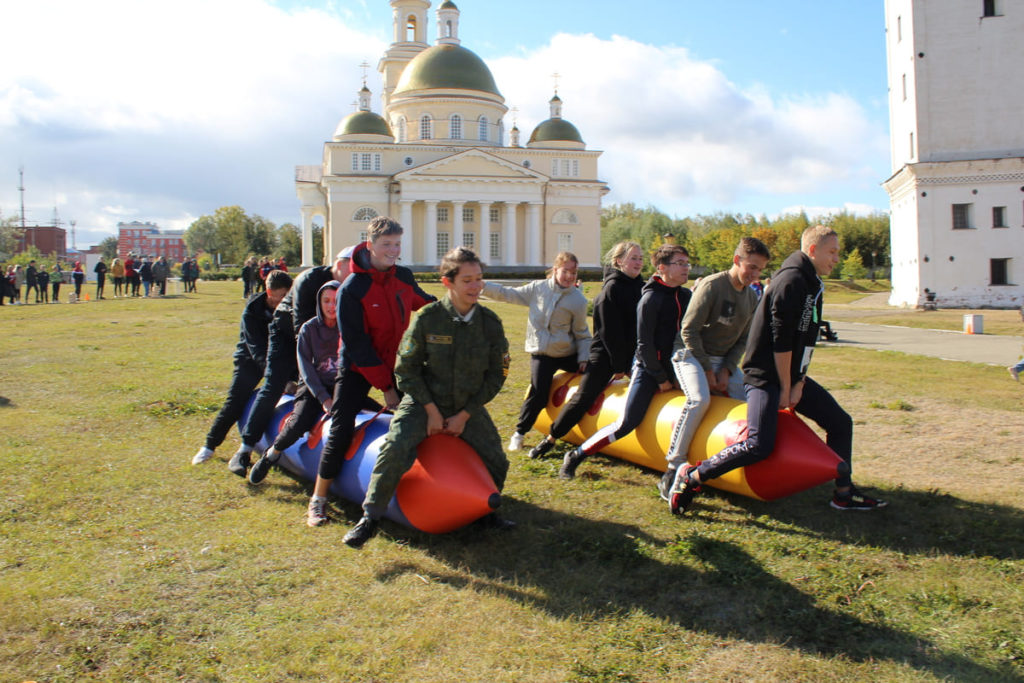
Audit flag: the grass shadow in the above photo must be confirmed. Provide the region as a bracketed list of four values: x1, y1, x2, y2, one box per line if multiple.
[723, 485, 1024, 560]
[0, 396, 13, 408]
[372, 499, 1012, 682]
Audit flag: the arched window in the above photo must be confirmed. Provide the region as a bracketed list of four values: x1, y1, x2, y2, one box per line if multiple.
[397, 116, 407, 143]
[552, 209, 579, 225]
[478, 116, 488, 142]
[405, 15, 417, 41]
[445, 20, 453, 37]
[450, 114, 462, 140]
[353, 207, 379, 222]
[420, 114, 433, 140]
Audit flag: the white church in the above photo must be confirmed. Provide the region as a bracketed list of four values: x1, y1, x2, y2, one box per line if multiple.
[295, 0, 607, 269]
[884, 0, 1024, 308]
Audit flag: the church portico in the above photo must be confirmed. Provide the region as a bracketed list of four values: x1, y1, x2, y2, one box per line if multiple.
[297, 0, 607, 269]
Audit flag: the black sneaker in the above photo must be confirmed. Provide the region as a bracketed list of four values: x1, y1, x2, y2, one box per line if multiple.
[343, 515, 379, 548]
[658, 467, 678, 502]
[559, 447, 587, 480]
[529, 439, 555, 459]
[247, 450, 280, 485]
[227, 448, 251, 477]
[669, 464, 702, 515]
[830, 485, 888, 511]
[478, 513, 516, 530]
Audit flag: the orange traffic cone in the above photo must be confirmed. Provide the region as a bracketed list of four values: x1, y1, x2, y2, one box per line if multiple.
[83, 292, 90, 302]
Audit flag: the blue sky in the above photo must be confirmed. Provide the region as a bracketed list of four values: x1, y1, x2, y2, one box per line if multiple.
[1, 0, 891, 247]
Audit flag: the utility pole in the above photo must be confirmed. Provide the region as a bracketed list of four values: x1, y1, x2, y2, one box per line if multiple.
[18, 166, 26, 229]
[70, 220, 77, 250]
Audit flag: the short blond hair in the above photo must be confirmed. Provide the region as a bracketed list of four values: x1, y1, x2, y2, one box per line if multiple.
[801, 225, 838, 251]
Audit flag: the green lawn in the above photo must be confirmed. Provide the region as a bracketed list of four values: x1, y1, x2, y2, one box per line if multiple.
[1, 281, 1022, 682]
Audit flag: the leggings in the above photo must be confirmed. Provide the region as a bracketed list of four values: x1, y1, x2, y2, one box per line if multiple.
[697, 376, 852, 488]
[548, 357, 616, 441]
[517, 354, 581, 436]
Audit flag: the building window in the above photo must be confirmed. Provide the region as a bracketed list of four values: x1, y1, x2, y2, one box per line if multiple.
[437, 231, 450, 260]
[983, 0, 997, 17]
[991, 258, 1009, 285]
[359, 231, 368, 243]
[462, 207, 475, 223]
[450, 114, 462, 140]
[551, 159, 579, 177]
[478, 116, 488, 142]
[557, 232, 574, 252]
[420, 115, 433, 140]
[952, 203, 973, 230]
[437, 207, 449, 223]
[397, 117, 407, 143]
[361, 153, 372, 171]
[490, 207, 500, 224]
[552, 209, 580, 224]
[353, 207, 379, 222]
[351, 153, 359, 171]
[490, 232, 501, 261]
[373, 154, 381, 172]
[463, 232, 475, 249]
[993, 206, 1007, 228]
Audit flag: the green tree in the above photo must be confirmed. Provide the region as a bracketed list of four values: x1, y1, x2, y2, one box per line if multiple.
[0, 213, 24, 260]
[841, 247, 868, 280]
[99, 236, 119, 262]
[184, 206, 263, 265]
[247, 215, 277, 258]
[312, 224, 324, 266]
[276, 223, 303, 267]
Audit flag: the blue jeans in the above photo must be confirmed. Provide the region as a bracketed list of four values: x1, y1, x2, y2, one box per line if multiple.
[666, 349, 746, 469]
[697, 376, 853, 488]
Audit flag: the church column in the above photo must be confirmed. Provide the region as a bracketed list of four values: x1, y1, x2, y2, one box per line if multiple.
[504, 202, 518, 265]
[424, 200, 439, 266]
[451, 200, 465, 249]
[300, 207, 316, 267]
[527, 202, 542, 265]
[399, 199, 415, 265]
[478, 201, 492, 261]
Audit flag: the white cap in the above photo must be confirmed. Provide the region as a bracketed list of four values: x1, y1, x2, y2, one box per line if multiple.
[336, 245, 356, 260]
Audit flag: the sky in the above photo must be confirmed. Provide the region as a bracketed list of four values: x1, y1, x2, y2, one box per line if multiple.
[1, 0, 892, 248]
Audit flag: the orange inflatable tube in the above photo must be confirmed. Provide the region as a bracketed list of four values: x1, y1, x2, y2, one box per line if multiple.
[532, 371, 844, 501]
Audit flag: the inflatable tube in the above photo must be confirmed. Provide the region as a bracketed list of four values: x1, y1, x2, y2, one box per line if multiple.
[240, 393, 500, 533]
[532, 372, 844, 501]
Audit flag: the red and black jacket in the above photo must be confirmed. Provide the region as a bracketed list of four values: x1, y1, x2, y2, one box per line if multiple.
[336, 242, 435, 390]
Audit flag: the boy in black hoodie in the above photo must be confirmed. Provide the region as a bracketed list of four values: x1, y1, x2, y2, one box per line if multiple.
[560, 244, 692, 480]
[670, 226, 887, 513]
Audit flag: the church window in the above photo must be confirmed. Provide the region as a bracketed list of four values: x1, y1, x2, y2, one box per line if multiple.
[374, 154, 381, 172]
[361, 153, 372, 171]
[952, 203, 973, 230]
[498, 120, 505, 145]
[552, 209, 580, 225]
[463, 207, 475, 223]
[522, 160, 531, 168]
[557, 232, 574, 252]
[551, 159, 559, 177]
[437, 231, 450, 260]
[450, 114, 462, 140]
[406, 15, 417, 41]
[993, 206, 1007, 228]
[490, 232, 501, 262]
[359, 231, 368, 243]
[437, 207, 449, 223]
[463, 232, 475, 249]
[397, 117, 407, 143]
[420, 115, 433, 140]
[351, 153, 359, 171]
[490, 207, 500, 224]
[353, 207, 379, 222]
[478, 116, 488, 142]
[983, 0, 997, 17]
[991, 258, 1010, 285]
[445, 20, 453, 38]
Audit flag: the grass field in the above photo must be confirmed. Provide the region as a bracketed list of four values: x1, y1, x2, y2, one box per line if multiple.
[2, 280, 1023, 682]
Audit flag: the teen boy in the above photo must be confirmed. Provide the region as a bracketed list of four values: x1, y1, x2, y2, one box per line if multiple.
[660, 237, 770, 501]
[670, 226, 888, 513]
[343, 247, 512, 548]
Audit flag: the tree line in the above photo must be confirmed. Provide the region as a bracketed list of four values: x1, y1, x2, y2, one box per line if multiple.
[184, 206, 323, 267]
[601, 204, 890, 280]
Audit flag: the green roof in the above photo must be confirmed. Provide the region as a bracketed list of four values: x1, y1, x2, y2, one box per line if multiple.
[528, 118, 583, 144]
[394, 44, 501, 96]
[336, 111, 393, 138]
[439, 0, 458, 8]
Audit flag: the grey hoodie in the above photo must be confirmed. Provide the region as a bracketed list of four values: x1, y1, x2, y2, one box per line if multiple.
[295, 280, 342, 405]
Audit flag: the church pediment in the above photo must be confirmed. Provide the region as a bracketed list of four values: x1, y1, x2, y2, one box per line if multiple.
[395, 149, 546, 182]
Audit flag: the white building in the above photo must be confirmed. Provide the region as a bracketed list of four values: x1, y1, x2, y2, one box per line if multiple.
[295, 0, 608, 269]
[883, 0, 1024, 308]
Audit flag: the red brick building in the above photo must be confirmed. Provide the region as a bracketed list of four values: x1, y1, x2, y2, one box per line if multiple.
[117, 221, 187, 262]
[17, 225, 67, 258]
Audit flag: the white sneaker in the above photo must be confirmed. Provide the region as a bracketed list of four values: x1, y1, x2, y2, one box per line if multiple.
[508, 432, 525, 451]
[192, 447, 214, 465]
[307, 497, 328, 527]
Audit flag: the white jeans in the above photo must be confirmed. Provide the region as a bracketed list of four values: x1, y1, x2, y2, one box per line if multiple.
[665, 349, 746, 469]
